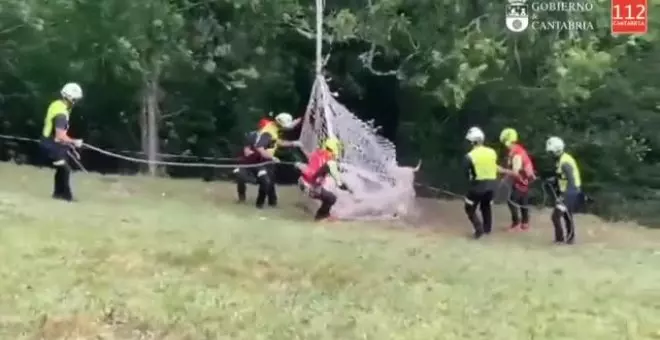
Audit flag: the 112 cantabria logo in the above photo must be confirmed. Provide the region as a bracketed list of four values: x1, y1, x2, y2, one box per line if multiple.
[611, 0, 648, 34]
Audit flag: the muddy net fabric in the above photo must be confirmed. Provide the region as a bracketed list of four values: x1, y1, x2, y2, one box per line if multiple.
[298, 75, 417, 220]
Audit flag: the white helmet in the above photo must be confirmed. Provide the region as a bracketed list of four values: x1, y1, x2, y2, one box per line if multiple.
[274, 112, 294, 129]
[61, 82, 83, 102]
[465, 126, 485, 143]
[545, 136, 565, 154]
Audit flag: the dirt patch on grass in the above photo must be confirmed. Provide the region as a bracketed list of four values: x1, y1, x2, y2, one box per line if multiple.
[202, 181, 660, 247]
[410, 196, 660, 247]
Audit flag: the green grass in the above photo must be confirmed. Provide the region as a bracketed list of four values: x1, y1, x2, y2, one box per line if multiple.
[0, 163, 659, 339]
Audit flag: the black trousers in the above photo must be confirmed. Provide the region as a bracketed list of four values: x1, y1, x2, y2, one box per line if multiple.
[296, 163, 339, 220]
[298, 180, 338, 220]
[551, 191, 580, 243]
[39, 139, 73, 200]
[313, 187, 338, 220]
[233, 165, 277, 208]
[507, 187, 530, 225]
[464, 189, 494, 237]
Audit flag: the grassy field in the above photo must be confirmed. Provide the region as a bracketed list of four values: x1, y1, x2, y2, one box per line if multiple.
[0, 163, 659, 340]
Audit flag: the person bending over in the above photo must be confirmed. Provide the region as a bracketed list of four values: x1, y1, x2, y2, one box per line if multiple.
[295, 138, 350, 221]
[545, 136, 582, 244]
[39, 82, 84, 202]
[463, 126, 498, 239]
[233, 113, 301, 208]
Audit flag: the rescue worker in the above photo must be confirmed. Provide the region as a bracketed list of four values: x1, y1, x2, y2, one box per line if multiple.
[463, 126, 499, 239]
[295, 137, 350, 221]
[233, 112, 302, 208]
[498, 128, 536, 231]
[258, 113, 302, 131]
[39, 82, 84, 201]
[545, 136, 581, 244]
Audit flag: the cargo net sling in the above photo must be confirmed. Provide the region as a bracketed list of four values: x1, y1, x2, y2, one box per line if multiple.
[298, 76, 417, 220]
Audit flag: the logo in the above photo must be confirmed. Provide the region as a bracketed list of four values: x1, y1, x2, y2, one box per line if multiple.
[611, 0, 647, 34]
[506, 0, 530, 32]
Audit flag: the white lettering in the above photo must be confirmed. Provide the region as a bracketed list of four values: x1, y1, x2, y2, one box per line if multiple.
[531, 1, 594, 12]
[612, 19, 645, 26]
[531, 20, 595, 30]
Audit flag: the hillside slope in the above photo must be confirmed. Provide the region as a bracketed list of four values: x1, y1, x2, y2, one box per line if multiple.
[0, 163, 658, 340]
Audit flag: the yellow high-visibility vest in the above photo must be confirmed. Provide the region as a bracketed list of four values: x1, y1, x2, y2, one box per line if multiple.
[556, 152, 581, 192]
[467, 145, 498, 180]
[42, 100, 70, 138]
[257, 121, 280, 156]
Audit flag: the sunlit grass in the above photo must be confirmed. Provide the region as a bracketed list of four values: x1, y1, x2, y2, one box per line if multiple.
[0, 163, 659, 339]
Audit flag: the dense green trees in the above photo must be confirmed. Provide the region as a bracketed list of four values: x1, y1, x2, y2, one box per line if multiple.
[1, 0, 660, 225]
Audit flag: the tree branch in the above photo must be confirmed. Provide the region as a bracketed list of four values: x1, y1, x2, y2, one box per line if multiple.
[359, 44, 396, 76]
[285, 21, 333, 43]
[322, 36, 334, 67]
[0, 24, 26, 36]
[161, 106, 188, 120]
[359, 0, 419, 77]
[359, 43, 417, 77]
[459, 14, 489, 33]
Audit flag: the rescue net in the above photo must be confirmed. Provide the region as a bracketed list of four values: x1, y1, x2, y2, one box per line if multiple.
[298, 75, 417, 220]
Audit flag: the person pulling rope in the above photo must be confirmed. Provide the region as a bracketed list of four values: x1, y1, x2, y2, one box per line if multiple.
[545, 136, 582, 245]
[498, 127, 537, 232]
[39, 82, 85, 202]
[463, 126, 499, 239]
[232, 113, 303, 209]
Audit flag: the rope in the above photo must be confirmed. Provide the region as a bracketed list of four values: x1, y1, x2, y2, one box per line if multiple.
[0, 133, 562, 203]
[0, 134, 36, 143]
[415, 179, 550, 209]
[1, 132, 550, 204]
[0, 134, 239, 162]
[82, 143, 294, 168]
[0, 133, 296, 169]
[1, 132, 577, 240]
[67, 150, 89, 174]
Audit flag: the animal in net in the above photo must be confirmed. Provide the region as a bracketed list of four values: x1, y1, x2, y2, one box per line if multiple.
[298, 76, 418, 220]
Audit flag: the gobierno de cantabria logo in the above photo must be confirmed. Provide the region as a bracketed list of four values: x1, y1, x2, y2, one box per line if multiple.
[506, 0, 530, 32]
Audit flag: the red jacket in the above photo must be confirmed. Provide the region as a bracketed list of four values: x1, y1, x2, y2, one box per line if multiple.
[508, 143, 535, 191]
[301, 149, 333, 185]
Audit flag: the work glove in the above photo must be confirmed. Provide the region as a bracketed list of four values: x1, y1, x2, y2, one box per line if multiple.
[71, 139, 83, 148]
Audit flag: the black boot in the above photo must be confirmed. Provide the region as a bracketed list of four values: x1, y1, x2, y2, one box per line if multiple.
[267, 183, 278, 207]
[551, 209, 565, 243]
[255, 178, 268, 209]
[233, 168, 248, 203]
[236, 181, 247, 203]
[314, 189, 337, 221]
[53, 166, 75, 202]
[465, 202, 484, 239]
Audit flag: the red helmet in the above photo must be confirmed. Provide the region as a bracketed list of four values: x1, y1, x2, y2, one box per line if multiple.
[258, 118, 272, 129]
